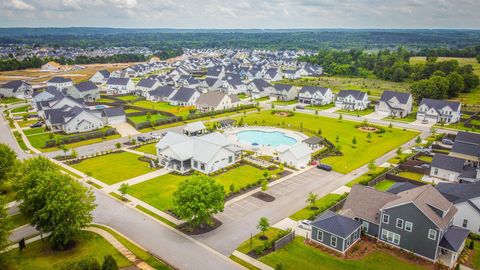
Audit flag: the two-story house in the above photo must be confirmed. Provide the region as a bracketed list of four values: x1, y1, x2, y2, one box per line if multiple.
[169, 87, 200, 106]
[416, 98, 461, 124]
[247, 79, 273, 99]
[375, 91, 413, 118]
[298, 86, 334, 105]
[272, 84, 298, 101]
[66, 81, 100, 102]
[335, 90, 369, 111]
[47, 77, 73, 89]
[105, 77, 135, 95]
[135, 79, 161, 97]
[195, 92, 240, 112]
[90, 70, 110, 84]
[0, 80, 33, 99]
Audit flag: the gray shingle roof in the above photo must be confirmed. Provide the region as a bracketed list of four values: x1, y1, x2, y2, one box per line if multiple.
[337, 90, 366, 100]
[311, 210, 362, 238]
[431, 154, 465, 173]
[273, 84, 293, 92]
[379, 90, 411, 104]
[196, 92, 227, 107]
[170, 87, 197, 102]
[137, 79, 157, 88]
[102, 107, 125, 117]
[439, 225, 469, 252]
[451, 142, 480, 158]
[107, 77, 130, 86]
[150, 86, 175, 97]
[436, 182, 480, 204]
[299, 86, 330, 95]
[419, 98, 461, 112]
[1, 80, 26, 91]
[74, 81, 97, 92]
[456, 131, 480, 145]
[48, 77, 72, 83]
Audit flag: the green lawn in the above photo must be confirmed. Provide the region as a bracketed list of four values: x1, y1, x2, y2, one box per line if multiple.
[70, 152, 155, 185]
[273, 100, 298, 105]
[23, 127, 47, 135]
[255, 96, 270, 102]
[417, 156, 433, 163]
[346, 167, 389, 187]
[0, 97, 23, 104]
[128, 113, 167, 124]
[383, 108, 418, 123]
[117, 95, 139, 101]
[304, 103, 336, 111]
[133, 100, 193, 116]
[337, 106, 375, 116]
[17, 119, 37, 128]
[12, 131, 29, 151]
[230, 255, 260, 270]
[374, 180, 396, 192]
[9, 212, 30, 228]
[387, 153, 412, 164]
[234, 111, 418, 174]
[11, 105, 30, 113]
[125, 108, 142, 113]
[289, 194, 343, 221]
[96, 98, 115, 103]
[237, 93, 248, 99]
[259, 237, 426, 270]
[129, 165, 274, 211]
[237, 227, 282, 254]
[0, 231, 131, 270]
[135, 143, 157, 155]
[471, 240, 480, 269]
[397, 171, 425, 181]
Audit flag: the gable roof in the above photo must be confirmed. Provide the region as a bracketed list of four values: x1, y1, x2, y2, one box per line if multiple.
[299, 86, 330, 95]
[48, 77, 72, 84]
[439, 225, 470, 252]
[311, 210, 362, 239]
[273, 84, 294, 92]
[1, 80, 28, 91]
[431, 154, 465, 173]
[337, 90, 366, 100]
[74, 81, 97, 92]
[184, 121, 206, 133]
[150, 86, 175, 97]
[380, 90, 411, 104]
[137, 79, 158, 88]
[97, 70, 110, 77]
[196, 92, 228, 108]
[277, 142, 312, 158]
[170, 87, 198, 102]
[106, 77, 130, 86]
[419, 98, 461, 112]
[101, 107, 125, 118]
[436, 182, 480, 204]
[451, 131, 480, 159]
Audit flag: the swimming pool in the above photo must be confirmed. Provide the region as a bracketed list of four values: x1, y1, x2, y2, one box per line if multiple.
[236, 130, 297, 147]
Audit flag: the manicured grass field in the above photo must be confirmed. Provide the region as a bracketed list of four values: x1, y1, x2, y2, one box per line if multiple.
[304, 103, 336, 111]
[17, 119, 37, 127]
[235, 111, 419, 174]
[11, 105, 30, 113]
[237, 228, 282, 254]
[383, 108, 418, 123]
[128, 113, 167, 124]
[23, 127, 47, 135]
[96, 98, 115, 103]
[337, 107, 375, 116]
[289, 194, 343, 221]
[259, 237, 426, 270]
[387, 153, 412, 164]
[273, 100, 298, 105]
[125, 108, 142, 113]
[135, 143, 157, 155]
[397, 171, 425, 181]
[346, 167, 388, 187]
[1, 231, 131, 270]
[374, 180, 396, 192]
[128, 165, 274, 211]
[117, 95, 139, 101]
[0, 97, 23, 104]
[133, 100, 193, 116]
[71, 152, 154, 185]
[417, 156, 433, 163]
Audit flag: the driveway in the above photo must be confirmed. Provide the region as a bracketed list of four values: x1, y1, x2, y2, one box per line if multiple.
[194, 168, 344, 255]
[112, 122, 140, 137]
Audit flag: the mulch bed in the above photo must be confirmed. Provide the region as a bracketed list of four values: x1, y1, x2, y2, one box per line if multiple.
[358, 126, 378, 132]
[178, 218, 222, 235]
[252, 191, 275, 202]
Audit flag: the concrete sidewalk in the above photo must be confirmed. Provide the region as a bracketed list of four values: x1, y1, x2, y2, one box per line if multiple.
[232, 250, 273, 270]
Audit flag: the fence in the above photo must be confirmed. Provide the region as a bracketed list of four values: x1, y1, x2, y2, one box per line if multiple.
[45, 128, 118, 148]
[274, 230, 295, 251]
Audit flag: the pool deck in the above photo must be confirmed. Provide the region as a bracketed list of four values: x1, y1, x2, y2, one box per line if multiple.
[224, 126, 308, 156]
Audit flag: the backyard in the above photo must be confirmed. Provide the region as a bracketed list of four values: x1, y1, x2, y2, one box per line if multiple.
[135, 143, 157, 155]
[70, 151, 155, 185]
[373, 180, 396, 192]
[289, 193, 343, 221]
[397, 171, 425, 181]
[234, 111, 419, 174]
[132, 100, 193, 117]
[128, 113, 167, 124]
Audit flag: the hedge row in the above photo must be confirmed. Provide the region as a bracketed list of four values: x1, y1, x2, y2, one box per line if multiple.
[45, 128, 117, 147]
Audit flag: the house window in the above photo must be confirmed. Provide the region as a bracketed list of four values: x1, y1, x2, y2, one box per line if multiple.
[434, 168, 438, 175]
[381, 229, 388, 240]
[463, 219, 468, 228]
[346, 237, 351, 247]
[382, 213, 389, 224]
[428, 229, 437, 240]
[396, 218, 404, 229]
[331, 236, 337, 247]
[317, 231, 323, 241]
[405, 221, 413, 232]
[193, 161, 198, 168]
[200, 163, 205, 171]
[353, 230, 359, 240]
[381, 229, 401, 245]
[362, 221, 369, 232]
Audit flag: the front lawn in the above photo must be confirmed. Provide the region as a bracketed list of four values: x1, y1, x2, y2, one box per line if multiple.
[259, 237, 425, 270]
[383, 108, 418, 123]
[70, 152, 154, 185]
[135, 143, 157, 155]
[0, 97, 23, 104]
[117, 95, 139, 101]
[0, 231, 131, 270]
[11, 105, 30, 113]
[304, 103, 336, 111]
[133, 100, 193, 117]
[237, 227, 282, 254]
[273, 100, 298, 105]
[128, 113, 167, 124]
[337, 106, 375, 116]
[289, 194, 343, 221]
[416, 155, 433, 163]
[234, 111, 418, 174]
[214, 164, 278, 192]
[374, 180, 396, 192]
[397, 171, 425, 181]
[346, 167, 389, 187]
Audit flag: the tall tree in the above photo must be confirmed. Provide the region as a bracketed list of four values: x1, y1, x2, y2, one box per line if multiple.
[0, 197, 12, 249]
[0, 143, 17, 184]
[446, 72, 465, 98]
[172, 175, 225, 228]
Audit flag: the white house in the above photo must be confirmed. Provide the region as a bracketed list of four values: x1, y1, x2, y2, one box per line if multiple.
[156, 131, 241, 174]
[41, 61, 62, 72]
[195, 92, 240, 112]
[219, 74, 247, 95]
[0, 80, 32, 99]
[277, 142, 313, 168]
[66, 81, 100, 102]
[247, 79, 273, 99]
[169, 87, 200, 106]
[298, 86, 334, 105]
[47, 77, 73, 88]
[101, 107, 126, 125]
[105, 77, 135, 95]
[430, 154, 466, 182]
[437, 183, 480, 234]
[90, 70, 110, 84]
[44, 106, 104, 134]
[135, 79, 161, 97]
[335, 90, 369, 111]
[272, 84, 298, 101]
[146, 86, 176, 102]
[416, 98, 461, 124]
[264, 68, 283, 82]
[375, 91, 413, 118]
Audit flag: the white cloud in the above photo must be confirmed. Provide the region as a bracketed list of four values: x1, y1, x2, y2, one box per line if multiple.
[4, 0, 35, 10]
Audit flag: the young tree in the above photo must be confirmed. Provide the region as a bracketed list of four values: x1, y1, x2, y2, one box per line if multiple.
[366, 132, 372, 142]
[306, 192, 318, 209]
[257, 217, 270, 239]
[396, 147, 402, 155]
[352, 136, 357, 147]
[261, 180, 269, 192]
[279, 164, 284, 173]
[118, 183, 129, 200]
[367, 160, 377, 171]
[61, 144, 69, 157]
[317, 128, 322, 136]
[0, 143, 17, 184]
[263, 170, 269, 179]
[102, 255, 118, 270]
[115, 142, 122, 149]
[229, 183, 235, 194]
[388, 122, 393, 129]
[415, 136, 422, 144]
[338, 114, 343, 121]
[146, 112, 151, 120]
[70, 148, 78, 158]
[172, 175, 225, 229]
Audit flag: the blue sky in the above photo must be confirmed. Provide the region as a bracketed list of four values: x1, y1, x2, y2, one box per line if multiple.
[0, 0, 479, 29]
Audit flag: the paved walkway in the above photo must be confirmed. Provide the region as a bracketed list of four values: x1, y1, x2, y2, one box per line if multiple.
[331, 185, 351, 195]
[12, 120, 41, 154]
[231, 251, 273, 270]
[104, 168, 169, 193]
[123, 147, 157, 159]
[112, 122, 140, 137]
[273, 217, 310, 239]
[86, 226, 155, 270]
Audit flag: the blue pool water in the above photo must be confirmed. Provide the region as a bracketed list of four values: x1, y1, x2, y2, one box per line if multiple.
[236, 130, 297, 147]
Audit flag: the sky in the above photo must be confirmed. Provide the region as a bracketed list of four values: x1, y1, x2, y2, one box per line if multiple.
[0, 0, 479, 29]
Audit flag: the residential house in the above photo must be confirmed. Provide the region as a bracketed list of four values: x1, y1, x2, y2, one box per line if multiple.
[31, 86, 64, 109]
[0, 80, 32, 99]
[66, 81, 100, 102]
[450, 132, 480, 163]
[136, 79, 161, 97]
[90, 70, 110, 84]
[335, 90, 369, 111]
[169, 87, 200, 106]
[44, 105, 104, 134]
[272, 84, 298, 101]
[283, 69, 300, 80]
[183, 121, 206, 136]
[264, 68, 283, 82]
[203, 77, 224, 91]
[430, 154, 468, 182]
[195, 92, 240, 112]
[246, 68, 263, 80]
[310, 210, 362, 254]
[416, 98, 461, 124]
[156, 131, 241, 174]
[41, 61, 62, 72]
[47, 77, 73, 88]
[375, 91, 413, 118]
[339, 185, 469, 268]
[146, 86, 176, 102]
[247, 79, 273, 99]
[219, 74, 247, 95]
[100, 107, 126, 125]
[436, 182, 480, 234]
[298, 86, 334, 105]
[206, 66, 225, 79]
[276, 142, 312, 168]
[105, 77, 135, 95]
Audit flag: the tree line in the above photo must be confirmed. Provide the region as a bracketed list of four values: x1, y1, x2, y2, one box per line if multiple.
[299, 48, 480, 101]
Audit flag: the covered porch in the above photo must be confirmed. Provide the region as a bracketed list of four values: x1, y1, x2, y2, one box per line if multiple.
[437, 226, 469, 268]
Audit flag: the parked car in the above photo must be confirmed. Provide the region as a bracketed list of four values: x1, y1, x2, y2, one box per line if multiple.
[413, 146, 431, 154]
[419, 164, 431, 169]
[150, 133, 160, 140]
[28, 114, 38, 118]
[316, 163, 332, 171]
[30, 121, 43, 128]
[441, 138, 454, 145]
[137, 136, 147, 142]
[298, 220, 312, 230]
[421, 119, 429, 124]
[295, 105, 304, 110]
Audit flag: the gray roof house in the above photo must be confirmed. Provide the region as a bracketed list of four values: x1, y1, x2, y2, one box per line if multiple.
[375, 91, 413, 118]
[430, 154, 468, 182]
[136, 79, 161, 97]
[169, 87, 200, 107]
[298, 86, 334, 106]
[47, 77, 73, 88]
[66, 81, 100, 101]
[90, 70, 110, 84]
[195, 92, 240, 112]
[450, 131, 480, 163]
[416, 98, 461, 124]
[272, 84, 298, 101]
[310, 210, 362, 254]
[147, 86, 176, 102]
[0, 80, 32, 99]
[335, 90, 369, 111]
[247, 79, 273, 99]
[436, 182, 480, 233]
[339, 184, 468, 268]
[105, 77, 135, 95]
